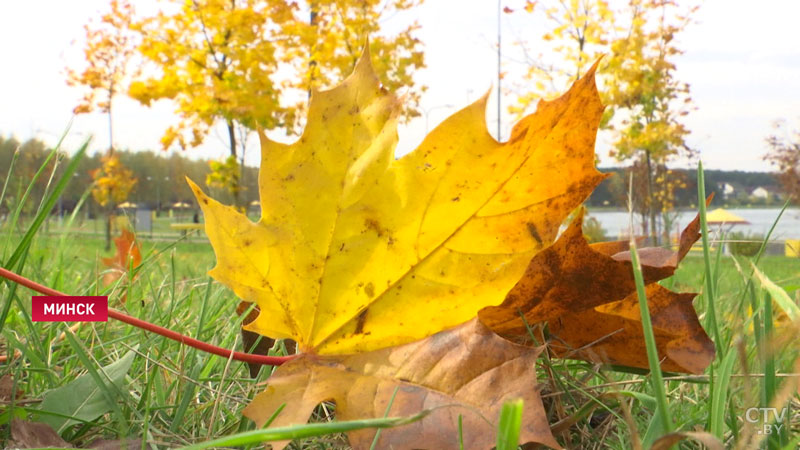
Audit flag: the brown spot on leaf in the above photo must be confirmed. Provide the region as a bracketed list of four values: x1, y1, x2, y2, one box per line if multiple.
[364, 218, 384, 237]
[526, 222, 542, 245]
[354, 309, 369, 334]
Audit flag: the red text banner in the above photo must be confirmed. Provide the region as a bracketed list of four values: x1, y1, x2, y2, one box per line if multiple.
[32, 296, 108, 322]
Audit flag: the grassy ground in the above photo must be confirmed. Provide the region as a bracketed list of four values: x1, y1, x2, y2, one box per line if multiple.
[672, 255, 800, 297]
[2, 231, 260, 447]
[2, 224, 799, 449]
[2, 145, 799, 450]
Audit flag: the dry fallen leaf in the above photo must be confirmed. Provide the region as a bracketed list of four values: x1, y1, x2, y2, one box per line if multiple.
[244, 318, 559, 450]
[0, 373, 23, 401]
[8, 418, 142, 450]
[10, 418, 72, 449]
[191, 46, 605, 448]
[548, 283, 713, 374]
[101, 228, 142, 290]
[480, 209, 714, 374]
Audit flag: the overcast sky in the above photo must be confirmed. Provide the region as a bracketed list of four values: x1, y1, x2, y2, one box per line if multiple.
[1, 0, 799, 171]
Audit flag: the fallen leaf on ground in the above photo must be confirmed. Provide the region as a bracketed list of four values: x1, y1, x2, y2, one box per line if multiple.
[10, 418, 72, 448]
[650, 431, 723, 450]
[101, 228, 142, 291]
[480, 210, 714, 374]
[190, 46, 605, 356]
[547, 283, 713, 373]
[244, 318, 559, 450]
[0, 373, 23, 401]
[8, 418, 142, 450]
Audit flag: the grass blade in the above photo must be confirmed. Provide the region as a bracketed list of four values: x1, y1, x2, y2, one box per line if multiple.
[629, 241, 673, 434]
[3, 138, 89, 271]
[710, 350, 736, 438]
[370, 386, 401, 450]
[496, 399, 524, 450]
[0, 139, 88, 334]
[59, 329, 133, 434]
[750, 262, 800, 322]
[38, 346, 136, 434]
[177, 412, 429, 450]
[697, 161, 722, 356]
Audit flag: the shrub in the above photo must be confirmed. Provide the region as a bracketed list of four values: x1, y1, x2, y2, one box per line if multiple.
[583, 216, 607, 243]
[728, 231, 763, 257]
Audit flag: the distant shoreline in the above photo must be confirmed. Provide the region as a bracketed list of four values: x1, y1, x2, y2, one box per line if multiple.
[585, 205, 798, 213]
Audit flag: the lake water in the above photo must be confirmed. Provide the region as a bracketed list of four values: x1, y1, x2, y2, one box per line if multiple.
[588, 208, 800, 241]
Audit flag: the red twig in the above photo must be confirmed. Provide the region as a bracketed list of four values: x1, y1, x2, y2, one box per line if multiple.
[0, 267, 294, 366]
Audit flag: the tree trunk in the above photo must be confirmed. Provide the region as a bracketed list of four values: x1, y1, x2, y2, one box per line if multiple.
[226, 119, 241, 209]
[644, 150, 658, 246]
[106, 102, 114, 250]
[105, 202, 112, 251]
[108, 106, 114, 155]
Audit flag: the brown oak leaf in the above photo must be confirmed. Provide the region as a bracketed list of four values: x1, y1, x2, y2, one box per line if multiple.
[243, 318, 559, 450]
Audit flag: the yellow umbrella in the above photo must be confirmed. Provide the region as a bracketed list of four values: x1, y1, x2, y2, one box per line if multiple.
[705, 208, 749, 225]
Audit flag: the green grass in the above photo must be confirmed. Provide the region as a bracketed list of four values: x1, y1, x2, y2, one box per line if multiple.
[4, 231, 800, 449]
[2, 160, 800, 448]
[672, 256, 800, 292]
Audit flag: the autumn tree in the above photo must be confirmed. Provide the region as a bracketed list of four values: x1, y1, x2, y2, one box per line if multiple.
[615, 160, 686, 242]
[508, 0, 614, 116]
[127, 0, 425, 207]
[66, 0, 139, 248]
[91, 154, 138, 212]
[604, 0, 696, 243]
[282, 0, 425, 119]
[509, 0, 696, 243]
[764, 120, 800, 204]
[66, 0, 137, 150]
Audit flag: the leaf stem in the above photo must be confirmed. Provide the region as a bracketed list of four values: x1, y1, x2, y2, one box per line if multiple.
[0, 266, 294, 366]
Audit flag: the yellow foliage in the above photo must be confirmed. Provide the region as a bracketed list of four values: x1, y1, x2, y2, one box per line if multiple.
[206, 155, 241, 198]
[91, 154, 137, 207]
[190, 49, 605, 355]
[127, 0, 425, 152]
[66, 0, 136, 115]
[510, 0, 696, 165]
[508, 0, 614, 116]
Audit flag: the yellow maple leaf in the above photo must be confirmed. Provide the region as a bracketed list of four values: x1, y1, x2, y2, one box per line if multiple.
[189, 47, 606, 355]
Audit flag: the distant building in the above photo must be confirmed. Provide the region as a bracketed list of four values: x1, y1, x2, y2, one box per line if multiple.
[717, 182, 743, 200]
[721, 182, 735, 198]
[751, 186, 770, 199]
[750, 186, 781, 201]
